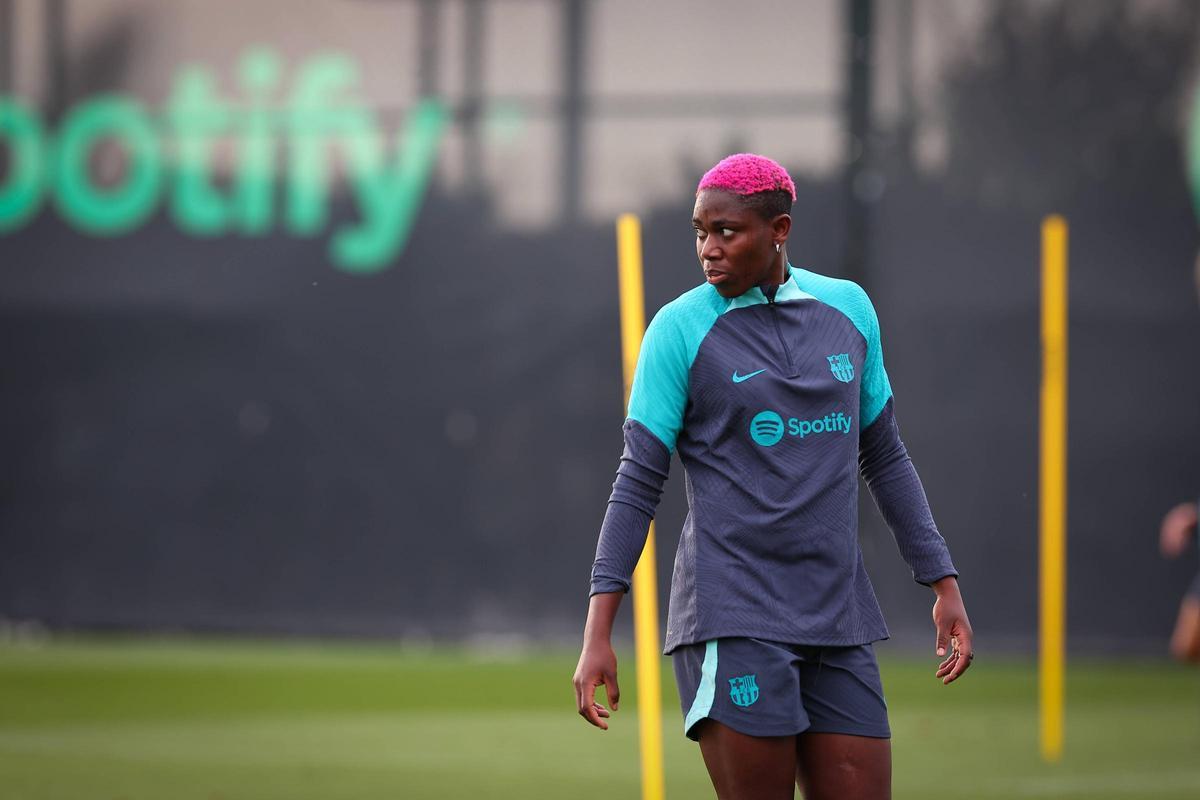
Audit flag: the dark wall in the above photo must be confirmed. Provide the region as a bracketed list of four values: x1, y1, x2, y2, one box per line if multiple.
[2, 168, 1197, 652]
[2, 0, 1199, 652]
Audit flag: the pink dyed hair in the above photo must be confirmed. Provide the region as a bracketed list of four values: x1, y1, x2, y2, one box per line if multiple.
[697, 153, 796, 202]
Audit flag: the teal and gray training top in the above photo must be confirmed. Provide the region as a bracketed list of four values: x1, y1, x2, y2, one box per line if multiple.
[590, 265, 958, 654]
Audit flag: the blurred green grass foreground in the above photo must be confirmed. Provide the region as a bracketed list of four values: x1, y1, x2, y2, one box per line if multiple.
[0, 638, 1197, 800]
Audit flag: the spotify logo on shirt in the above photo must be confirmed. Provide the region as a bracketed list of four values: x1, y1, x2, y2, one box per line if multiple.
[749, 410, 852, 447]
[750, 411, 786, 446]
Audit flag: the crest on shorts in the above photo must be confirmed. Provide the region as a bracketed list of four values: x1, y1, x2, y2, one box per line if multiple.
[827, 353, 854, 383]
[728, 674, 759, 707]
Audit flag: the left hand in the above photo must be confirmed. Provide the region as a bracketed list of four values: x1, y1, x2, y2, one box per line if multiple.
[931, 576, 973, 684]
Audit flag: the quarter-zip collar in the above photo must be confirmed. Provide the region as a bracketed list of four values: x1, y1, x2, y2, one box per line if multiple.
[722, 264, 814, 313]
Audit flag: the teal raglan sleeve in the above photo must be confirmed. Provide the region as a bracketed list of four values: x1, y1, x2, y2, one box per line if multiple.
[790, 267, 893, 427]
[627, 305, 692, 454]
[854, 284, 894, 429]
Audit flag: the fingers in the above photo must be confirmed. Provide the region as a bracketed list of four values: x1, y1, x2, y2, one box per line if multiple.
[935, 627, 950, 658]
[582, 705, 609, 729]
[934, 636, 975, 684]
[942, 651, 973, 683]
[582, 701, 610, 729]
[604, 672, 620, 711]
[935, 652, 957, 679]
[575, 680, 610, 730]
[573, 677, 589, 721]
[574, 669, 618, 729]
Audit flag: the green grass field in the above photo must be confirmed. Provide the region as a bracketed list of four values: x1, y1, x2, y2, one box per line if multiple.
[0, 638, 1197, 799]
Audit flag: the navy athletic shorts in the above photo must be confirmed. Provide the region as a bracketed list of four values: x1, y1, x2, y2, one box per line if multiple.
[1188, 572, 1200, 601]
[672, 637, 890, 742]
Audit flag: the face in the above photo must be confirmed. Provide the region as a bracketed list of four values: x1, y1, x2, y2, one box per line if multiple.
[693, 190, 788, 299]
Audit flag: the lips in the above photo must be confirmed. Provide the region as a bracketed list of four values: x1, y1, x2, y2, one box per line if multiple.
[704, 269, 728, 285]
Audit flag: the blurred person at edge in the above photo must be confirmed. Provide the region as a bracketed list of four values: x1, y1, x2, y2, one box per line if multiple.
[1158, 256, 1200, 664]
[572, 153, 973, 799]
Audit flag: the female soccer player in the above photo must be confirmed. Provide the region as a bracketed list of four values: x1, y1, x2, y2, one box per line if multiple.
[573, 153, 973, 799]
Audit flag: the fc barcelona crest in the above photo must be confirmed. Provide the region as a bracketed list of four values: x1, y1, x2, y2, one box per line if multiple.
[729, 674, 759, 707]
[827, 353, 854, 383]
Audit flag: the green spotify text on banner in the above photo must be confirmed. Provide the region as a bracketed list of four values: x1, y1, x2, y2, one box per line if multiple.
[0, 47, 450, 274]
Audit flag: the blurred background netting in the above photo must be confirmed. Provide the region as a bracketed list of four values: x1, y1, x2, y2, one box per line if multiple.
[1, 2, 1199, 798]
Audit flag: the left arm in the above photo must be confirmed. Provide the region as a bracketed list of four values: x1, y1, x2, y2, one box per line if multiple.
[858, 400, 958, 585]
[858, 401, 974, 683]
[853, 281, 973, 683]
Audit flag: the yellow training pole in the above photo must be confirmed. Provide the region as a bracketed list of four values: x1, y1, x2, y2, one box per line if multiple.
[616, 213, 666, 800]
[1039, 215, 1068, 763]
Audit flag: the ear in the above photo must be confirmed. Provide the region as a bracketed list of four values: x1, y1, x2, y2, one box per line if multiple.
[771, 213, 792, 242]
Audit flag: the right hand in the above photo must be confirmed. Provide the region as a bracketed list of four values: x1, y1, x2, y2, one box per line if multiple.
[1161, 502, 1198, 558]
[572, 640, 620, 730]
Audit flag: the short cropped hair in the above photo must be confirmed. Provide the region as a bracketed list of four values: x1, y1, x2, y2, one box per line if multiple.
[697, 153, 796, 220]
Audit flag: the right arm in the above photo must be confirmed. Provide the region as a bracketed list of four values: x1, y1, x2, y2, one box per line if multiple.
[573, 420, 671, 729]
[573, 305, 689, 729]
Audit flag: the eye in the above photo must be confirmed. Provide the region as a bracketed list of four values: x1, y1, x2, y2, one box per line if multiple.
[694, 227, 706, 239]
[721, 227, 735, 238]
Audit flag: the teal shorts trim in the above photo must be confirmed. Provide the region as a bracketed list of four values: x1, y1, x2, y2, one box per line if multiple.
[672, 637, 891, 742]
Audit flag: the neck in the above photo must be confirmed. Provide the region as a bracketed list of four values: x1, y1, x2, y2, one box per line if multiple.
[757, 253, 789, 290]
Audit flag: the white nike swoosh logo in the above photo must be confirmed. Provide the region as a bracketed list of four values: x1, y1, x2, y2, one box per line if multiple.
[732, 369, 766, 383]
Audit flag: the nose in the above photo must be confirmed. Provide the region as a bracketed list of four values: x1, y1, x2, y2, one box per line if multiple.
[699, 234, 721, 263]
